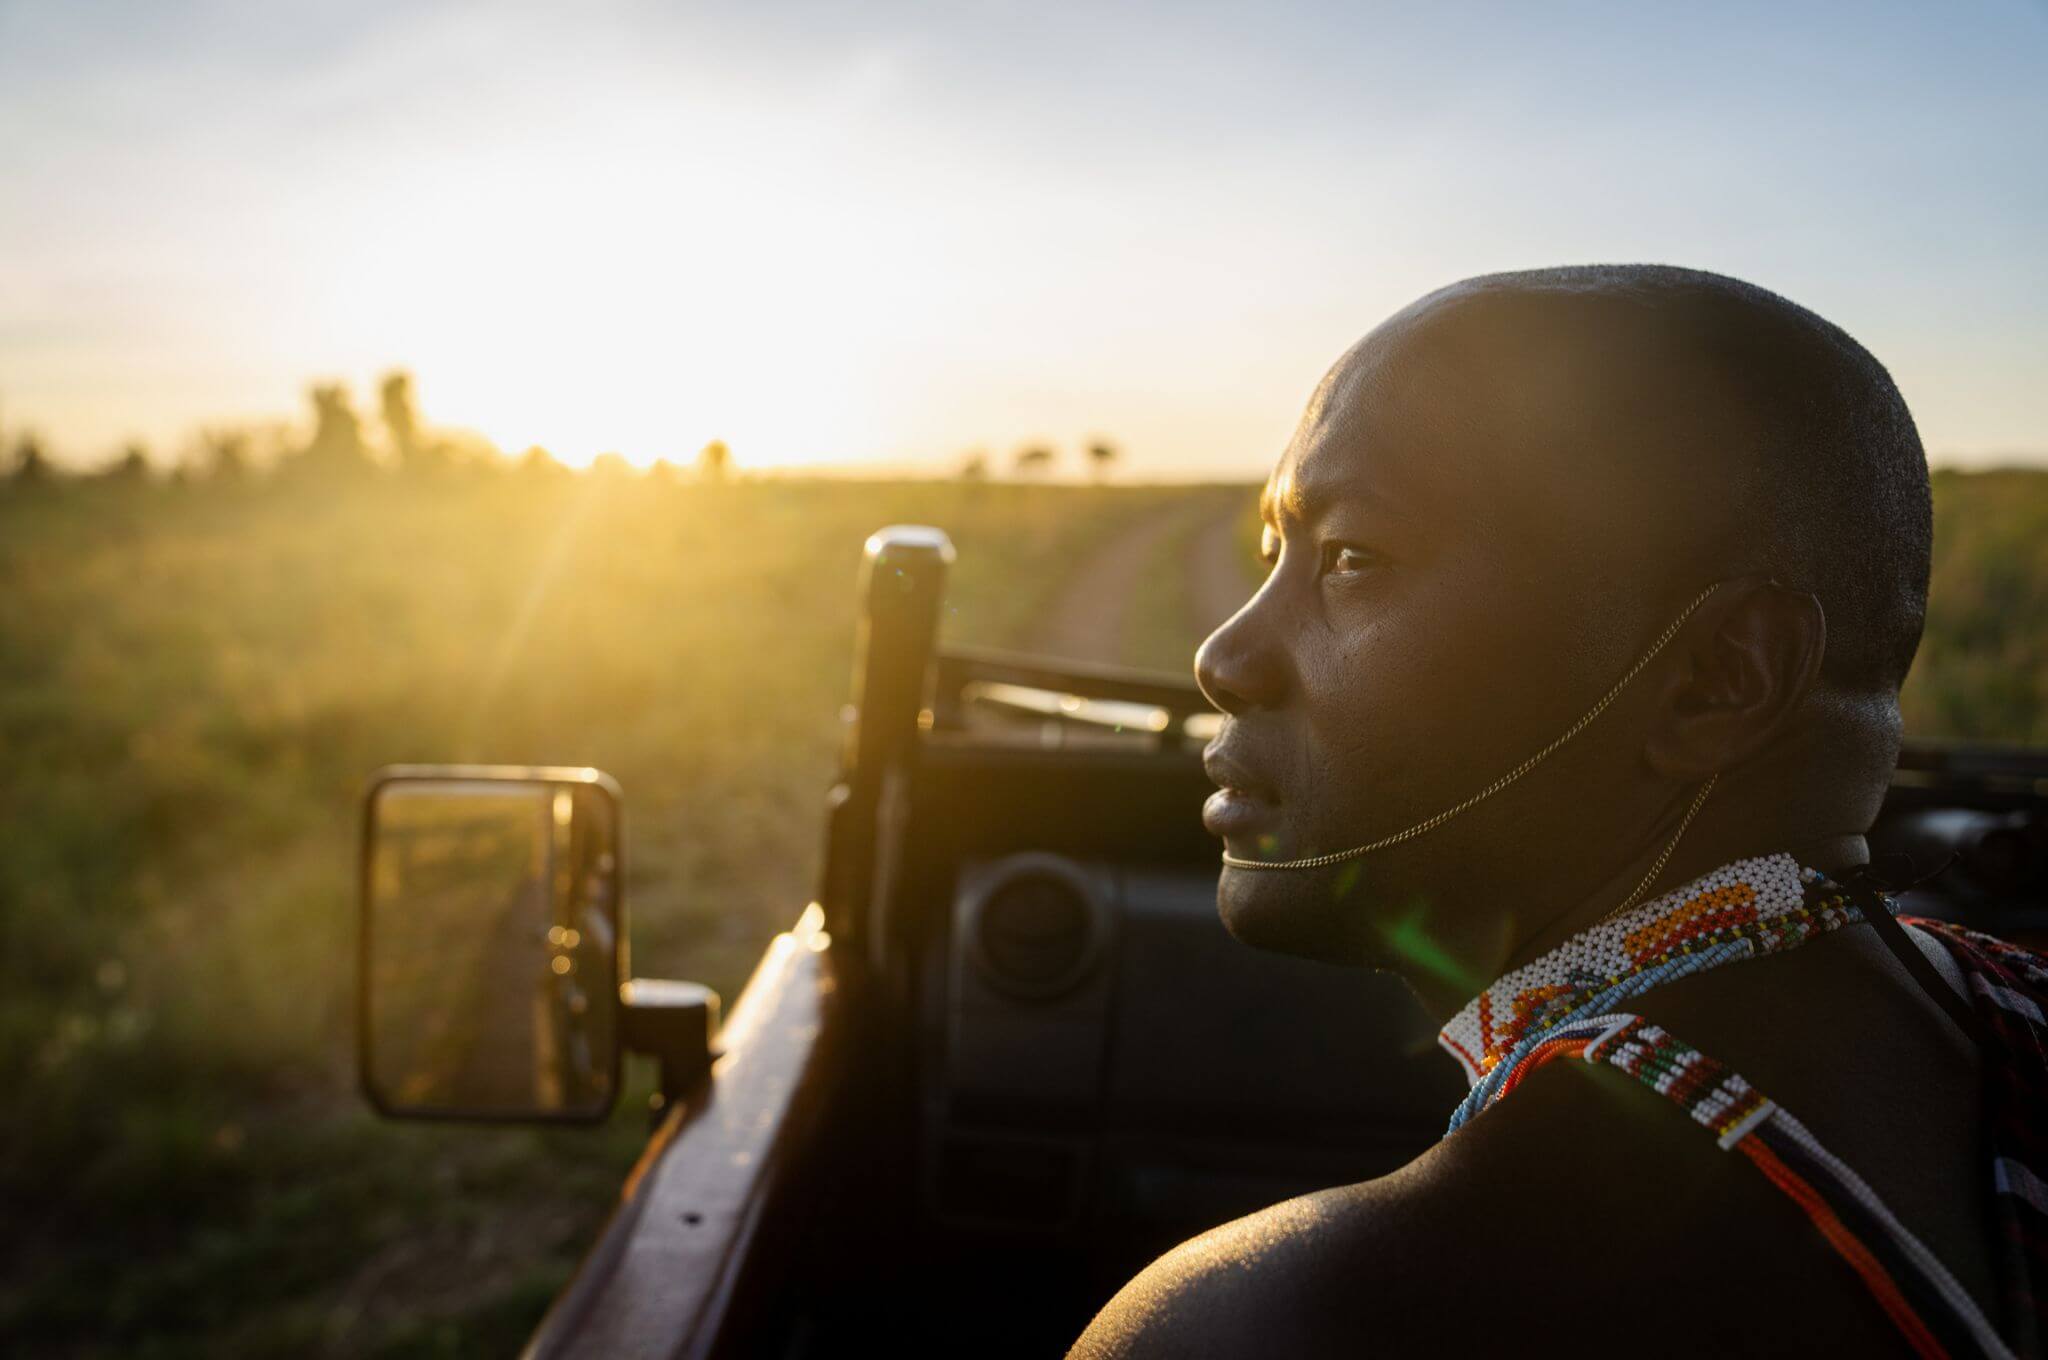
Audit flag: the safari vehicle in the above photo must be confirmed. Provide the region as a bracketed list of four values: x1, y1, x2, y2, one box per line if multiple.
[358, 526, 2048, 1359]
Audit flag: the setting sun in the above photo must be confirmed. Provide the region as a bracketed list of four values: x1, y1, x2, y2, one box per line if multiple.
[264, 96, 928, 468]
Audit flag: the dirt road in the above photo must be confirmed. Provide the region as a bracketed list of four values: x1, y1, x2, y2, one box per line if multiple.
[1184, 500, 1257, 640]
[1026, 492, 1256, 670]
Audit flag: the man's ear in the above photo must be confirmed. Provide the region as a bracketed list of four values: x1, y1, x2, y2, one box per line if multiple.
[1643, 579, 1826, 780]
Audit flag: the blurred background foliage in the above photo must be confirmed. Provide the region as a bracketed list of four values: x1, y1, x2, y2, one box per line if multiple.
[1903, 468, 2048, 745]
[0, 389, 2042, 1354]
[0, 418, 1207, 1355]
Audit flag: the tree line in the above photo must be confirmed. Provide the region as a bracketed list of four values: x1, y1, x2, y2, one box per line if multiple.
[958, 440, 1119, 483]
[2, 375, 1123, 485]
[0, 372, 739, 486]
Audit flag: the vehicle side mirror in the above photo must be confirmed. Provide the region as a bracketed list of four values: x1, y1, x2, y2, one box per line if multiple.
[359, 766, 625, 1123]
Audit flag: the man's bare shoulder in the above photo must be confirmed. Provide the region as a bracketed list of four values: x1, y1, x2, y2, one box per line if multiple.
[1067, 1060, 1899, 1358]
[1064, 1160, 1449, 1360]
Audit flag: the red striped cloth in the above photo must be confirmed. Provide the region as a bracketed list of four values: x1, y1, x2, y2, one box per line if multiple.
[1487, 913, 2048, 1359]
[1906, 917, 2048, 1360]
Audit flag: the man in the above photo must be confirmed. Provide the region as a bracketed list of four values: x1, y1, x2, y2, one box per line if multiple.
[1068, 266, 2014, 1355]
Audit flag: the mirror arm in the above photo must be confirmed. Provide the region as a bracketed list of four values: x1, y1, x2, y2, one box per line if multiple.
[620, 979, 719, 1105]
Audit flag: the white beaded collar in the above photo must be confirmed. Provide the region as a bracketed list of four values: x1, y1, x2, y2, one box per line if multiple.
[1438, 852, 1822, 1088]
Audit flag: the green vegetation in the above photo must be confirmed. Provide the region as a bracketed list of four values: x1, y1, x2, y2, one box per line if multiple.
[0, 466, 1204, 1357]
[1902, 469, 2048, 744]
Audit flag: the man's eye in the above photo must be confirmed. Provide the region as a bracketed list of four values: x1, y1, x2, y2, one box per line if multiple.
[1321, 543, 1383, 576]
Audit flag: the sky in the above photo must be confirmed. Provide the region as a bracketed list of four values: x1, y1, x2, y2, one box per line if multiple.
[2, 0, 2044, 475]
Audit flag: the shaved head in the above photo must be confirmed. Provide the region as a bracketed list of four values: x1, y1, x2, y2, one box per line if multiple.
[1373, 264, 1932, 695]
[1198, 263, 1931, 989]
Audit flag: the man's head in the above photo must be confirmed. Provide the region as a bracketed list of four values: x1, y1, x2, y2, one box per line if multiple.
[1195, 264, 1930, 989]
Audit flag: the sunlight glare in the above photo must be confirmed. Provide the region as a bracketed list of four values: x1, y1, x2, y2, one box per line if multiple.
[315, 112, 929, 468]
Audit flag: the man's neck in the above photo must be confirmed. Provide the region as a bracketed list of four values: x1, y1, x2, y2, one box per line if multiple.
[1398, 829, 1870, 1029]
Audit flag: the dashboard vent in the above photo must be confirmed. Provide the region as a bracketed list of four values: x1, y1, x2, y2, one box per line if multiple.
[967, 863, 1104, 1000]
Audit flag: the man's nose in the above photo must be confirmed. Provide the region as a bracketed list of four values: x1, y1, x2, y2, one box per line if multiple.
[1194, 594, 1286, 716]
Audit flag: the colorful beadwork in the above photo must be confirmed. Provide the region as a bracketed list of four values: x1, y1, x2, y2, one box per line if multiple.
[1439, 852, 1862, 1120]
[1583, 1015, 1776, 1148]
[1434, 853, 2048, 1359]
[1483, 1007, 2015, 1360]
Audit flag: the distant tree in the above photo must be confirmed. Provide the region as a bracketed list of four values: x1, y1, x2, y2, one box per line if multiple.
[1013, 445, 1055, 479]
[958, 451, 989, 481]
[518, 445, 566, 478]
[179, 421, 291, 480]
[197, 427, 251, 480]
[646, 457, 680, 483]
[298, 383, 372, 474]
[591, 451, 632, 479]
[1086, 439, 1118, 483]
[379, 371, 424, 468]
[697, 439, 731, 483]
[107, 443, 151, 481]
[8, 433, 50, 484]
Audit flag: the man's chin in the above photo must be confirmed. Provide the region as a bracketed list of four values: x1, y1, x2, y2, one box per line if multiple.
[1216, 860, 1371, 966]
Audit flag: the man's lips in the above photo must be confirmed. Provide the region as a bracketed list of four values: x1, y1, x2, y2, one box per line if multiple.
[1201, 746, 1281, 842]
[1203, 786, 1278, 841]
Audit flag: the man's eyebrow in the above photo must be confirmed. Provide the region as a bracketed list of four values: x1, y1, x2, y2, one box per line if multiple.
[1258, 471, 1311, 527]
[1262, 473, 1392, 529]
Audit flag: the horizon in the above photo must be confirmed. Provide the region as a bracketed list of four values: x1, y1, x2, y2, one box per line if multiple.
[4, 0, 2045, 474]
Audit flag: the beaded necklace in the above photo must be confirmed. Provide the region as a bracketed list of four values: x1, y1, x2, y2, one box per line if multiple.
[1438, 851, 1877, 1134]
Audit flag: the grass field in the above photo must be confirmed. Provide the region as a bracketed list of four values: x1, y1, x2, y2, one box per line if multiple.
[1904, 468, 2048, 744]
[0, 468, 1225, 1357]
[1, 461, 2042, 1356]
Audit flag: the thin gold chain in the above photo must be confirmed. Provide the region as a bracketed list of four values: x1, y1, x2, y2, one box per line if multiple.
[1594, 771, 1718, 925]
[1221, 582, 1723, 872]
